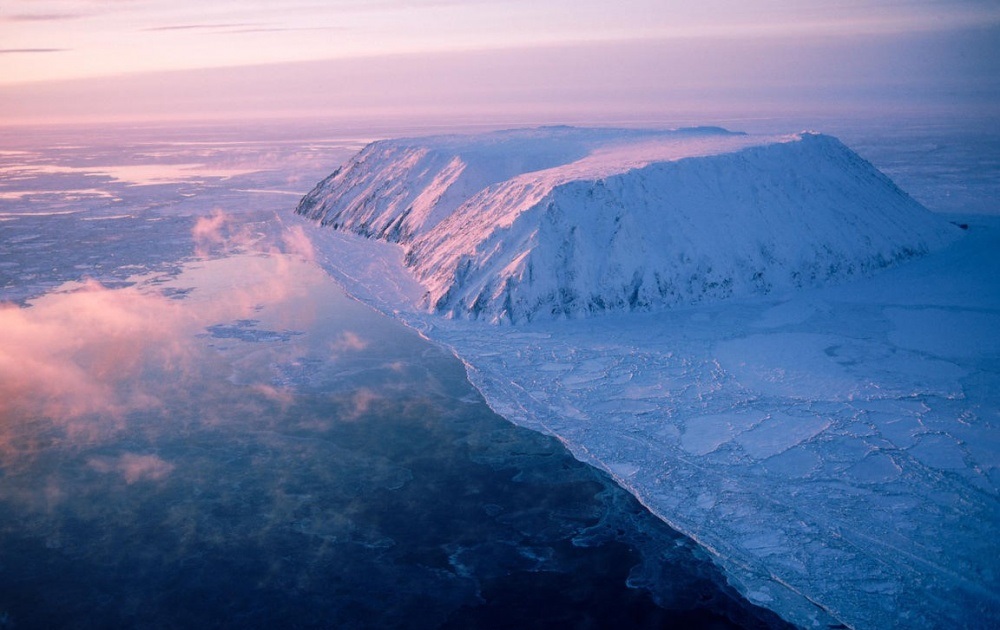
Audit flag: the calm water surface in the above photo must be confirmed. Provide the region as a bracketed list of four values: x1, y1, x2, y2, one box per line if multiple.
[0, 250, 790, 629]
[0, 123, 804, 628]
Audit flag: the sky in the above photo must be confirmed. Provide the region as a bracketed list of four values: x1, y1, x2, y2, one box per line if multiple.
[1, 0, 998, 124]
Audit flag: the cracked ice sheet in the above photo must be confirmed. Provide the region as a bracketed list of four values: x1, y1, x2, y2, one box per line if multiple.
[302, 214, 1000, 630]
[715, 332, 967, 401]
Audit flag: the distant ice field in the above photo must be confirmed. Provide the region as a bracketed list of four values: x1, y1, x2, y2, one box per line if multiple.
[0, 123, 365, 304]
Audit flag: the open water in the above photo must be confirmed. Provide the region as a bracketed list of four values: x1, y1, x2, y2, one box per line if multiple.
[0, 122, 793, 628]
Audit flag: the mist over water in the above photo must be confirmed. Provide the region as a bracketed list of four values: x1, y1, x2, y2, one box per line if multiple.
[0, 129, 796, 628]
[0, 254, 791, 629]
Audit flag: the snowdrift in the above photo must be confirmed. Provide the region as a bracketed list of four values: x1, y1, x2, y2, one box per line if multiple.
[297, 126, 960, 321]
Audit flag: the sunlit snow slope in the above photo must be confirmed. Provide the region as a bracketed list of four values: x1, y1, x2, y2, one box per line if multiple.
[297, 126, 960, 321]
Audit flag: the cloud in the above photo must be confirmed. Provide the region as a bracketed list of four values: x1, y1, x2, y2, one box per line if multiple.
[193, 210, 320, 263]
[192, 209, 230, 245]
[223, 26, 345, 35]
[0, 279, 193, 427]
[1, 13, 87, 22]
[191, 209, 265, 257]
[251, 383, 295, 406]
[343, 387, 380, 421]
[142, 23, 263, 32]
[0, 254, 317, 455]
[330, 331, 368, 353]
[0, 210, 332, 469]
[0, 48, 69, 54]
[285, 0, 519, 12]
[137, 21, 344, 35]
[89, 452, 175, 483]
[281, 225, 316, 262]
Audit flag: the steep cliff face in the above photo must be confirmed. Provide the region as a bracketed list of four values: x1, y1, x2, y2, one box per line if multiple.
[298, 127, 960, 322]
[295, 126, 656, 240]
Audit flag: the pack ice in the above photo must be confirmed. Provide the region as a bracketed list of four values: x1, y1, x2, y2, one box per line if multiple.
[296, 126, 999, 628]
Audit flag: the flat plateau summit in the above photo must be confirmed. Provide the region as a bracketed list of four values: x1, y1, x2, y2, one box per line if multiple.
[297, 126, 960, 322]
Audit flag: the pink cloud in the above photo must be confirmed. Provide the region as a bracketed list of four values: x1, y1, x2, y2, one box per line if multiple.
[352, 387, 378, 412]
[193, 210, 318, 263]
[0, 279, 193, 426]
[251, 383, 295, 406]
[192, 208, 229, 242]
[330, 331, 368, 354]
[89, 452, 175, 483]
[341, 387, 380, 421]
[0, 218, 334, 462]
[281, 224, 316, 262]
[0, 250, 338, 458]
[191, 209, 269, 257]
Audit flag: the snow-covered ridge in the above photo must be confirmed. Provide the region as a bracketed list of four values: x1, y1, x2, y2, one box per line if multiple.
[297, 126, 960, 322]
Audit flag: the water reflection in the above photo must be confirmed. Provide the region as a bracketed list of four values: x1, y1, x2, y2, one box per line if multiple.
[0, 247, 789, 629]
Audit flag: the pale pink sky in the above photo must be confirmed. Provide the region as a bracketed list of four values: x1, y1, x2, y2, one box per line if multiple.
[1, 0, 998, 124]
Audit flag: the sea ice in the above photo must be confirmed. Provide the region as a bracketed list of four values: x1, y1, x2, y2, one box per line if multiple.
[297, 127, 1000, 629]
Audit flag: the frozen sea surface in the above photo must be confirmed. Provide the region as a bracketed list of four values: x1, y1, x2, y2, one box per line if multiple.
[0, 122, 366, 304]
[1, 122, 794, 629]
[299, 121, 1000, 629]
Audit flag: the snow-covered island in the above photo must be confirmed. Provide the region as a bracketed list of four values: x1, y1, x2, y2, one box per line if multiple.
[298, 126, 957, 322]
[295, 126, 999, 628]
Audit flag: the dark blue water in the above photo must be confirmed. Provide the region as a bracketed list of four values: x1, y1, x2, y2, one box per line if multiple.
[0, 245, 791, 629]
